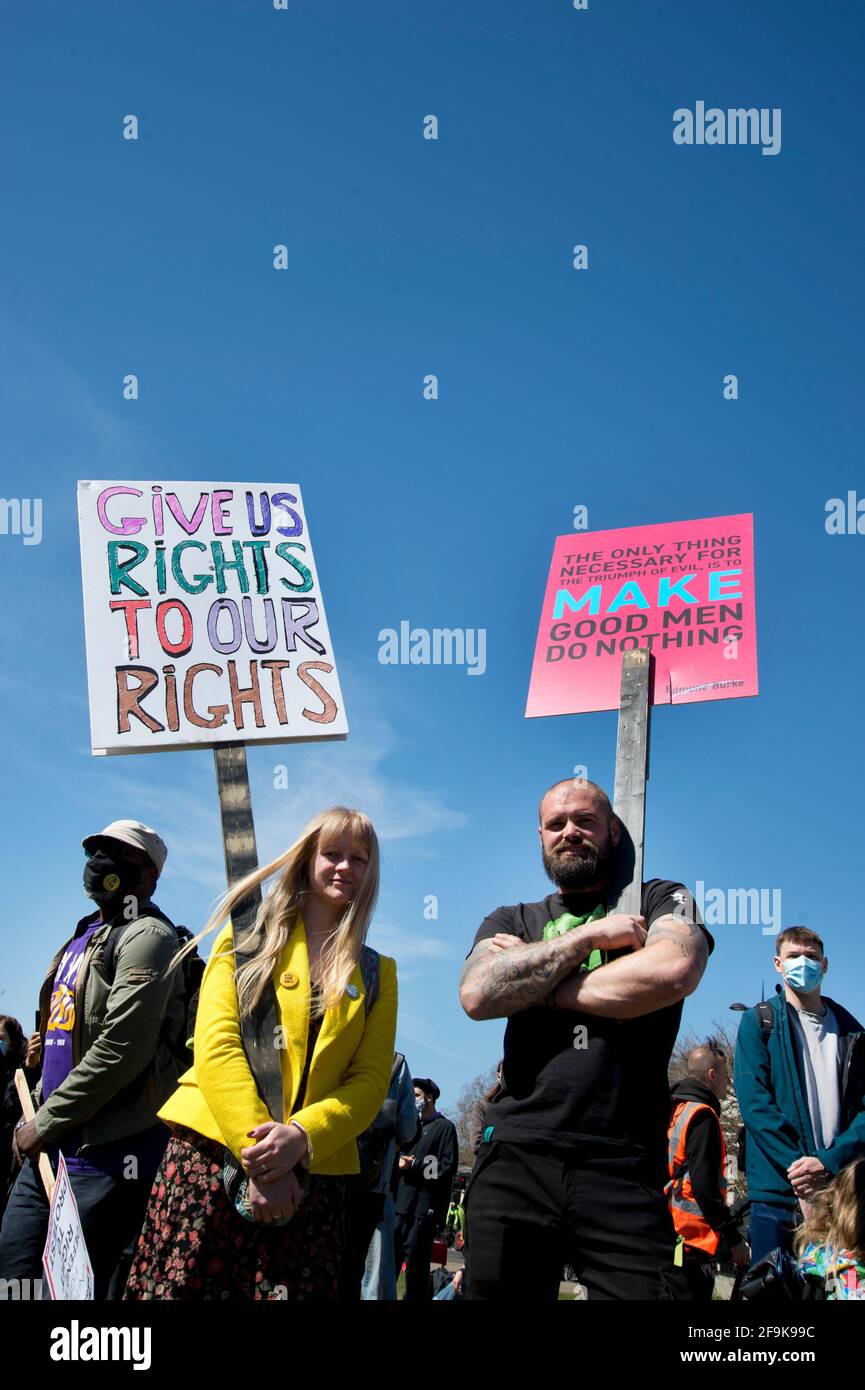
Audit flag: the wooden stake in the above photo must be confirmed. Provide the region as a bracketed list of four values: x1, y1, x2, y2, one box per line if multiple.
[213, 742, 262, 896]
[213, 743, 283, 1120]
[14, 1069, 56, 1200]
[609, 649, 653, 917]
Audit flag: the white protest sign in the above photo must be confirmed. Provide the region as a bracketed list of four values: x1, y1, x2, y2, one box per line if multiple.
[77, 481, 349, 754]
[42, 1152, 95, 1301]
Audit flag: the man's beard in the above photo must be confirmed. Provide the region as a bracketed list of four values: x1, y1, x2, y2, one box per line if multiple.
[542, 839, 615, 893]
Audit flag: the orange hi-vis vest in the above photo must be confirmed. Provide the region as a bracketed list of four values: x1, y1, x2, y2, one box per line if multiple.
[665, 1099, 727, 1256]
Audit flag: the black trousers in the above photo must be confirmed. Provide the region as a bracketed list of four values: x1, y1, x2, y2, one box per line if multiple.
[0, 1156, 156, 1300]
[338, 1188, 386, 1300]
[465, 1141, 691, 1301]
[682, 1250, 716, 1302]
[394, 1208, 438, 1301]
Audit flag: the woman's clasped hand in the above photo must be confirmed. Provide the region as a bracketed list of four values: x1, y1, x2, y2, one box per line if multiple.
[246, 1170, 305, 1224]
[241, 1119, 308, 1183]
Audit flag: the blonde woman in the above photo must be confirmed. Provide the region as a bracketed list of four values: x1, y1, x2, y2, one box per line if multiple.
[124, 807, 397, 1300]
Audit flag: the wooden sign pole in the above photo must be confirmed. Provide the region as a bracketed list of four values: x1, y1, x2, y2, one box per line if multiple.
[609, 649, 653, 917]
[213, 742, 263, 923]
[213, 742, 286, 1119]
[14, 1069, 56, 1200]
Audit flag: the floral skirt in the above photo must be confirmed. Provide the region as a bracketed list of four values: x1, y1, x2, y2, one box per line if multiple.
[123, 1127, 345, 1300]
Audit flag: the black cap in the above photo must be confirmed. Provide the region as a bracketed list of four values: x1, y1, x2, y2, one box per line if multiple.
[412, 1076, 440, 1101]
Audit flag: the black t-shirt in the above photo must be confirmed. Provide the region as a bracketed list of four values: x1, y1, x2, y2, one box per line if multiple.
[468, 881, 713, 1179]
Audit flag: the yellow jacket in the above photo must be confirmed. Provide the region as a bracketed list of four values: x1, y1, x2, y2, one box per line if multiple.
[158, 919, 398, 1175]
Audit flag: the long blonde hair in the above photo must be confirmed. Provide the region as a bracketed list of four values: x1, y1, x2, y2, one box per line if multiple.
[794, 1158, 865, 1265]
[182, 806, 380, 1019]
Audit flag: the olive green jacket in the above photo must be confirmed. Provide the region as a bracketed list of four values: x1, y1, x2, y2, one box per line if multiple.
[32, 905, 187, 1153]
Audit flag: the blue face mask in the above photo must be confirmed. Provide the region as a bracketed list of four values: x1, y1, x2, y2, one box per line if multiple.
[784, 955, 823, 994]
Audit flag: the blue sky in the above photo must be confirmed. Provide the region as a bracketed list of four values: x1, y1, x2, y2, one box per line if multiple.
[1, 1, 864, 1114]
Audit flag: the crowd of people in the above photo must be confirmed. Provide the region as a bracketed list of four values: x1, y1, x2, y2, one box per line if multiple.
[0, 809, 459, 1300]
[0, 776, 862, 1301]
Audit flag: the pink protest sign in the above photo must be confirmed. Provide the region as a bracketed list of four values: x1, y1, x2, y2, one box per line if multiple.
[526, 514, 758, 717]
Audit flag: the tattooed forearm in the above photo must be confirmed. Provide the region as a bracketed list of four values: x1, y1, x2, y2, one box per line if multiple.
[644, 914, 709, 969]
[460, 933, 592, 1020]
[552, 913, 708, 1019]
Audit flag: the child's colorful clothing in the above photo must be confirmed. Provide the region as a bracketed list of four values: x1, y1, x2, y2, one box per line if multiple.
[799, 1241, 865, 1300]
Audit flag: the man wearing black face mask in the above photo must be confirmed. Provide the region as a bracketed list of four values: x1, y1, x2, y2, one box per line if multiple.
[0, 820, 186, 1300]
[459, 779, 713, 1301]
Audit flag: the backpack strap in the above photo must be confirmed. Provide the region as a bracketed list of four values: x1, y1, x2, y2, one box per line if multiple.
[231, 897, 284, 1124]
[360, 945, 380, 1016]
[100, 904, 178, 981]
[230, 935, 381, 1127]
[756, 1001, 775, 1039]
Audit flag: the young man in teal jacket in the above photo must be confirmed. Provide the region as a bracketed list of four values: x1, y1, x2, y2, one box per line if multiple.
[735, 926, 865, 1263]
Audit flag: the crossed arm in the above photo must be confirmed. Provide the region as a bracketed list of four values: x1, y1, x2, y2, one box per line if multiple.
[459, 913, 708, 1023]
[459, 925, 595, 1021]
[552, 914, 708, 1018]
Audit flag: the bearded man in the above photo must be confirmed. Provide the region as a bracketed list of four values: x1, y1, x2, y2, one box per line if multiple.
[459, 778, 712, 1300]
